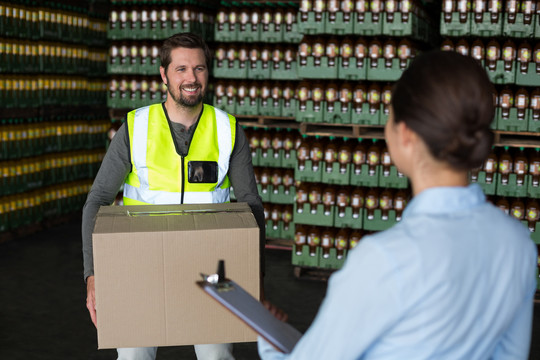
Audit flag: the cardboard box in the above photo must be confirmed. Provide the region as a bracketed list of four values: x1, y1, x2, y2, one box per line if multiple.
[92, 202, 260, 349]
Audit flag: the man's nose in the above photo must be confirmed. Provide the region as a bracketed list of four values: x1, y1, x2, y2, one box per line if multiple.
[185, 69, 197, 83]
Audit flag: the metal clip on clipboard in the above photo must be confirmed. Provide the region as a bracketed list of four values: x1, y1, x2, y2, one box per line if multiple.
[200, 260, 233, 292]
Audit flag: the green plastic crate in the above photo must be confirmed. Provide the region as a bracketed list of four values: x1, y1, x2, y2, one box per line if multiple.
[282, 99, 297, 118]
[440, 12, 471, 36]
[213, 59, 248, 79]
[293, 203, 335, 227]
[503, 13, 534, 37]
[296, 100, 324, 123]
[283, 23, 304, 43]
[334, 206, 363, 229]
[235, 97, 259, 116]
[353, 12, 383, 35]
[363, 209, 398, 231]
[237, 24, 260, 42]
[323, 101, 352, 124]
[515, 62, 540, 87]
[321, 162, 351, 185]
[297, 11, 326, 35]
[257, 183, 272, 202]
[527, 174, 540, 198]
[325, 12, 354, 35]
[319, 248, 347, 270]
[485, 60, 516, 85]
[269, 185, 296, 204]
[260, 23, 283, 43]
[495, 172, 528, 197]
[214, 24, 238, 42]
[338, 57, 368, 80]
[470, 13, 503, 36]
[292, 244, 320, 267]
[350, 163, 380, 187]
[297, 56, 339, 79]
[382, 12, 427, 40]
[259, 148, 282, 167]
[367, 58, 407, 81]
[472, 171, 497, 196]
[497, 107, 529, 132]
[295, 160, 323, 182]
[351, 103, 381, 126]
[271, 61, 299, 80]
[259, 98, 282, 117]
[378, 165, 408, 189]
[247, 60, 271, 80]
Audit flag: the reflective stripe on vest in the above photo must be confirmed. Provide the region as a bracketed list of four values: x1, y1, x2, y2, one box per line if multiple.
[123, 104, 234, 205]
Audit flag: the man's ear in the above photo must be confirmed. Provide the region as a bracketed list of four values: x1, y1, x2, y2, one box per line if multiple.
[159, 66, 167, 86]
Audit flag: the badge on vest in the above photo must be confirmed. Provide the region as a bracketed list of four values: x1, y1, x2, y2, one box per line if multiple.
[188, 161, 218, 183]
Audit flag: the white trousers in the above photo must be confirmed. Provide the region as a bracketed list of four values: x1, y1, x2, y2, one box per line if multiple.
[117, 343, 234, 360]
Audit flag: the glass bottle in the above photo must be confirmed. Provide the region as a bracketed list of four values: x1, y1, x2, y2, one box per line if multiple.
[351, 187, 365, 219]
[499, 146, 513, 185]
[308, 183, 322, 214]
[379, 188, 394, 220]
[526, 198, 540, 232]
[322, 186, 336, 215]
[296, 182, 309, 213]
[310, 135, 324, 171]
[529, 148, 540, 187]
[510, 198, 525, 221]
[338, 138, 352, 174]
[324, 136, 338, 172]
[353, 139, 366, 174]
[335, 228, 349, 259]
[321, 227, 335, 258]
[365, 187, 379, 220]
[394, 189, 408, 221]
[307, 226, 321, 256]
[294, 224, 307, 254]
[297, 135, 310, 171]
[336, 186, 350, 218]
[515, 88, 529, 120]
[349, 229, 363, 249]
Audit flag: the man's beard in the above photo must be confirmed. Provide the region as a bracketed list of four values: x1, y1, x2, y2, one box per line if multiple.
[166, 78, 204, 108]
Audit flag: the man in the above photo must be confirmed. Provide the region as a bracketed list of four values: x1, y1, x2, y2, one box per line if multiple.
[82, 32, 265, 360]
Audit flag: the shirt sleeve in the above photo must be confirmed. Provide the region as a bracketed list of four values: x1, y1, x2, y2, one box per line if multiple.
[492, 253, 537, 360]
[258, 238, 404, 360]
[228, 123, 266, 271]
[81, 122, 132, 282]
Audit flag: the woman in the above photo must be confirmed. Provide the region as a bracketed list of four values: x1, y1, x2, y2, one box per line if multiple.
[258, 50, 537, 359]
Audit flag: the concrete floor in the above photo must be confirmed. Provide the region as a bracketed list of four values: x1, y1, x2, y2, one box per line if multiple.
[0, 214, 539, 359]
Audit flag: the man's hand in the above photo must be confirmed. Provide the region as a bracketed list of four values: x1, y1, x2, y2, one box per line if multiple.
[86, 275, 97, 327]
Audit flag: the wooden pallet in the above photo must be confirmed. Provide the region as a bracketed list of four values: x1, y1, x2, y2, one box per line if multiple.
[293, 266, 336, 282]
[236, 115, 299, 129]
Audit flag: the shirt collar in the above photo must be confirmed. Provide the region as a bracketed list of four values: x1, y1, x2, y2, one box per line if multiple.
[402, 184, 486, 219]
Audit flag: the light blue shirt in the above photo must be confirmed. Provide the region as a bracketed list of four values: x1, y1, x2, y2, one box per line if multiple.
[259, 184, 537, 360]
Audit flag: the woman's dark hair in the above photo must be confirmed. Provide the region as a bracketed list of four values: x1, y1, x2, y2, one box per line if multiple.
[160, 32, 212, 72]
[391, 50, 495, 170]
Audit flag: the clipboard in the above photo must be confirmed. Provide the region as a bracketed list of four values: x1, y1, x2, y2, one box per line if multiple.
[196, 261, 303, 354]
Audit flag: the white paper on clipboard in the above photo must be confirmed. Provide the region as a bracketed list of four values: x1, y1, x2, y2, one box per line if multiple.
[196, 279, 303, 354]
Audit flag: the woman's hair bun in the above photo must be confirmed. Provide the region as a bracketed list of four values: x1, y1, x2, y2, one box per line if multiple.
[392, 50, 495, 170]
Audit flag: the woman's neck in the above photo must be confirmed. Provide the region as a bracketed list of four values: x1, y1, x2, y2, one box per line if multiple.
[409, 164, 469, 196]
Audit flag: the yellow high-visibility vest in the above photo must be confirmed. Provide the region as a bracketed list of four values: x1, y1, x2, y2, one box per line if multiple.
[123, 103, 236, 205]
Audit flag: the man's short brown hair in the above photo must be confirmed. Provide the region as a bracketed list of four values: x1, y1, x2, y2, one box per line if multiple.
[160, 32, 212, 72]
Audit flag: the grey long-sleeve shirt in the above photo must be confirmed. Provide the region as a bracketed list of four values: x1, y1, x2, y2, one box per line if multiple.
[82, 104, 265, 281]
